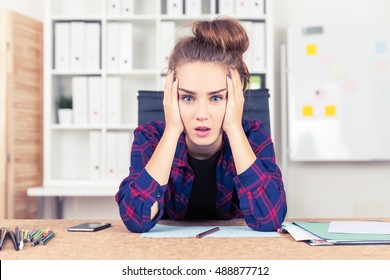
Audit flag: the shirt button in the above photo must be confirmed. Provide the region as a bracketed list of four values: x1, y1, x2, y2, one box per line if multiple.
[156, 192, 161, 198]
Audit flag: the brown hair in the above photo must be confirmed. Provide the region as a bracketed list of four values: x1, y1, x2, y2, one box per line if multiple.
[168, 17, 250, 90]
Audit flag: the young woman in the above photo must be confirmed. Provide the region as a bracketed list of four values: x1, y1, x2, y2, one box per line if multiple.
[116, 18, 287, 233]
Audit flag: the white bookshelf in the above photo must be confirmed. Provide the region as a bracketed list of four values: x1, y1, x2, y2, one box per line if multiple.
[32, 0, 274, 202]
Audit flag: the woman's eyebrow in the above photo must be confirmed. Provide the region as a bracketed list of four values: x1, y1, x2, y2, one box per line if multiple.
[178, 88, 227, 95]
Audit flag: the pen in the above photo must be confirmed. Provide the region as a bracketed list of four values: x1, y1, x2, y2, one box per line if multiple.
[196, 227, 220, 238]
[0, 227, 8, 250]
[277, 227, 288, 234]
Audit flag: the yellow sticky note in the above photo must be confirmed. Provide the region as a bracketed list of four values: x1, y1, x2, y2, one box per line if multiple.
[325, 105, 336, 116]
[302, 106, 313, 117]
[306, 44, 317, 55]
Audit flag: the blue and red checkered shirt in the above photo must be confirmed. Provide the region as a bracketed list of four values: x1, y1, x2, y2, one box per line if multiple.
[116, 120, 287, 233]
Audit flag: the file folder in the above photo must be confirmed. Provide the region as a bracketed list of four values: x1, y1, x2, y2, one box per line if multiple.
[54, 22, 70, 69]
[70, 22, 85, 69]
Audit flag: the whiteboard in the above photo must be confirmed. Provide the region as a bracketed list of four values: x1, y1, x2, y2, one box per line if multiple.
[287, 25, 390, 161]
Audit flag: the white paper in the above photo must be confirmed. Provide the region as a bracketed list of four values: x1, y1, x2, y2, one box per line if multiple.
[141, 224, 280, 238]
[328, 221, 390, 235]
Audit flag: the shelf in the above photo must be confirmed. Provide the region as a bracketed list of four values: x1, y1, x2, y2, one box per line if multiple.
[52, 69, 102, 76]
[51, 15, 103, 21]
[104, 15, 157, 21]
[51, 125, 102, 130]
[105, 69, 158, 76]
[28, 185, 118, 197]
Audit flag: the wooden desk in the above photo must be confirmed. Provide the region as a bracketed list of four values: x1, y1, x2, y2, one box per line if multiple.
[1, 219, 390, 260]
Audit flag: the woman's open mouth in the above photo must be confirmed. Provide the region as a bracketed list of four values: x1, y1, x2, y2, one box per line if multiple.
[195, 126, 211, 137]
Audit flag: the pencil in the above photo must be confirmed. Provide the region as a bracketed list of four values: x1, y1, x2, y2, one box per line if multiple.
[195, 226, 220, 238]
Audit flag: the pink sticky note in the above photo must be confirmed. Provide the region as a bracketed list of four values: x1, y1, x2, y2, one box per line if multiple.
[375, 60, 389, 73]
[344, 80, 357, 92]
[318, 54, 331, 65]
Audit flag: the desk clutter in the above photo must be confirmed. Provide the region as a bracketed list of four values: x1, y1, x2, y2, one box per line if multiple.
[0, 226, 55, 251]
[282, 221, 390, 246]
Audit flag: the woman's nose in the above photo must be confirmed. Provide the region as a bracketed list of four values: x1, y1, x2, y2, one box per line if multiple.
[195, 101, 208, 121]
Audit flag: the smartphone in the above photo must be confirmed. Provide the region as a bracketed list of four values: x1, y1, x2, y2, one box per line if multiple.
[67, 222, 111, 232]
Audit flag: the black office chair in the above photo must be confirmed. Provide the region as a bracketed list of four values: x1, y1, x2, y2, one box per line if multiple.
[138, 88, 271, 135]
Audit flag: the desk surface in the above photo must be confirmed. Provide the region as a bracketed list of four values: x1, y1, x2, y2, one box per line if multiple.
[1, 219, 390, 260]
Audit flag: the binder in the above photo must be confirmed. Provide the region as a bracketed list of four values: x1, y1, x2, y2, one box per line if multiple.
[106, 76, 121, 125]
[54, 22, 70, 69]
[121, 0, 134, 15]
[167, 0, 183, 16]
[72, 76, 88, 125]
[251, 22, 266, 71]
[88, 76, 101, 125]
[116, 132, 130, 180]
[107, 0, 121, 15]
[119, 23, 133, 70]
[70, 22, 86, 70]
[160, 21, 175, 69]
[239, 21, 253, 72]
[89, 131, 101, 180]
[106, 22, 120, 69]
[250, 0, 264, 16]
[235, 0, 250, 16]
[218, 0, 234, 15]
[185, 0, 201, 15]
[105, 132, 117, 180]
[85, 23, 101, 70]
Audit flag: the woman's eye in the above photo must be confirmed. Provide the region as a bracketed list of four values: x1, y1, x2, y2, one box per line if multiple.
[181, 96, 194, 102]
[211, 95, 223, 102]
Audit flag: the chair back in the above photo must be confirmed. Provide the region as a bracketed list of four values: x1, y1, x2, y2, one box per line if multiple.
[138, 88, 271, 135]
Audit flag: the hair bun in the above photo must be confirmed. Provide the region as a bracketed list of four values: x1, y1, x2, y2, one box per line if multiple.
[192, 18, 249, 54]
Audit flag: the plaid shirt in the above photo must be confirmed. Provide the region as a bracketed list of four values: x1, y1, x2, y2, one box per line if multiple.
[116, 120, 287, 233]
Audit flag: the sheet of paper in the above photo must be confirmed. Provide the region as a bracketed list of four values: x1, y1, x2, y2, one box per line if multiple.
[328, 221, 390, 234]
[141, 224, 280, 238]
[282, 222, 322, 241]
[293, 221, 390, 241]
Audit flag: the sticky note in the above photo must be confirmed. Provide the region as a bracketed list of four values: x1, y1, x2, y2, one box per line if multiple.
[345, 80, 357, 92]
[331, 65, 345, 78]
[302, 106, 313, 117]
[375, 41, 388, 54]
[325, 105, 336, 116]
[318, 54, 331, 65]
[375, 60, 389, 73]
[306, 44, 317, 55]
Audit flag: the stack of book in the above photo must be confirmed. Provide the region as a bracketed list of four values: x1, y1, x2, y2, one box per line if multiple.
[282, 220, 390, 246]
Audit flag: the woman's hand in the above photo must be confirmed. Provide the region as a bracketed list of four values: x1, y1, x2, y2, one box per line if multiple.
[223, 68, 245, 134]
[163, 68, 184, 136]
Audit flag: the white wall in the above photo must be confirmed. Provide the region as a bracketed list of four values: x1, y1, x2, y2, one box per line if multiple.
[273, 0, 390, 218]
[0, 0, 44, 21]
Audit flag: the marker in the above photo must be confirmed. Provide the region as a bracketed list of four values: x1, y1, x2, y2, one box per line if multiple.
[195, 227, 220, 238]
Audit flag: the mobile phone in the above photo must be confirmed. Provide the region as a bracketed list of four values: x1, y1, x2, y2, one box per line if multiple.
[67, 222, 111, 232]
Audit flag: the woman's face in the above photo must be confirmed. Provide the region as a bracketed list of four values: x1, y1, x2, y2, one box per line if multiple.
[176, 62, 228, 158]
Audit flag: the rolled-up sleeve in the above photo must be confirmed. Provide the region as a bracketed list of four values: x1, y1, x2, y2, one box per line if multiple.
[115, 125, 167, 233]
[234, 121, 287, 231]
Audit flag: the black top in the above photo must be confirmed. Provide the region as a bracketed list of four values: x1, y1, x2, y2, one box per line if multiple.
[184, 150, 221, 220]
